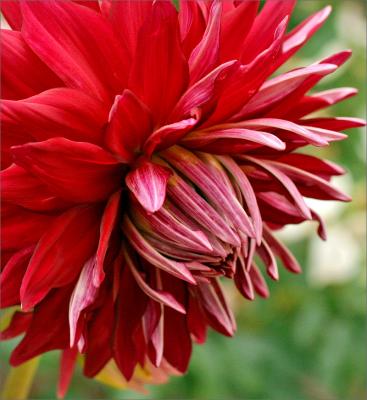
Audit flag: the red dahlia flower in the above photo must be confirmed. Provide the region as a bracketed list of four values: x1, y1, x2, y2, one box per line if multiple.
[0, 0, 364, 396]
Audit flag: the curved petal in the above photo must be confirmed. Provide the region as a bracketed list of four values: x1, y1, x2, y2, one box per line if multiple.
[21, 0, 127, 101]
[105, 90, 152, 163]
[123, 215, 196, 284]
[12, 138, 123, 203]
[0, 312, 32, 340]
[94, 191, 122, 286]
[179, 0, 206, 58]
[69, 257, 99, 346]
[242, 156, 312, 219]
[10, 286, 72, 366]
[189, 0, 222, 84]
[170, 60, 236, 121]
[20, 205, 101, 310]
[206, 17, 288, 126]
[124, 245, 186, 314]
[2, 88, 108, 145]
[1, 30, 62, 100]
[238, 63, 337, 118]
[1, 203, 54, 251]
[103, 0, 152, 61]
[196, 279, 236, 337]
[1, 1, 22, 30]
[128, 0, 188, 125]
[114, 265, 148, 380]
[144, 117, 198, 156]
[182, 127, 286, 152]
[0, 246, 34, 308]
[240, 0, 295, 63]
[126, 159, 172, 213]
[277, 6, 331, 66]
[57, 347, 78, 399]
[220, 0, 259, 62]
[1, 164, 71, 212]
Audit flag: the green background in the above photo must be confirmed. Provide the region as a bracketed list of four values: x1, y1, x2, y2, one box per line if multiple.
[1, 1, 365, 399]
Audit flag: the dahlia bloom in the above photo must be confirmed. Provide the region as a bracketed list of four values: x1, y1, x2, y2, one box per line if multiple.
[0, 0, 364, 396]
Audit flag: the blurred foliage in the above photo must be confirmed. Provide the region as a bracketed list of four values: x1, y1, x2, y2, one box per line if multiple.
[0, 1, 365, 399]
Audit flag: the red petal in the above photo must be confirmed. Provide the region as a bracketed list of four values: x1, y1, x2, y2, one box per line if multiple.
[1, 30, 62, 100]
[263, 227, 302, 274]
[234, 256, 255, 300]
[20, 205, 101, 310]
[243, 156, 312, 220]
[257, 240, 279, 280]
[239, 64, 337, 118]
[125, 245, 186, 314]
[0, 311, 32, 340]
[128, 0, 188, 125]
[300, 117, 365, 131]
[277, 6, 331, 67]
[249, 264, 270, 298]
[114, 265, 148, 380]
[10, 286, 72, 366]
[132, 202, 213, 255]
[196, 279, 236, 337]
[179, 0, 206, 58]
[162, 276, 192, 373]
[12, 138, 123, 203]
[105, 90, 152, 163]
[240, 0, 295, 63]
[21, 0, 127, 101]
[269, 160, 351, 202]
[267, 51, 352, 119]
[275, 153, 345, 180]
[240, 118, 329, 146]
[189, 0, 222, 84]
[1, 164, 72, 212]
[83, 294, 114, 377]
[126, 159, 171, 213]
[0, 246, 34, 308]
[57, 347, 78, 399]
[144, 117, 198, 156]
[1, 203, 54, 251]
[2, 88, 108, 145]
[187, 291, 207, 344]
[143, 299, 164, 367]
[220, 0, 259, 62]
[1, 1, 22, 30]
[291, 87, 358, 118]
[73, 1, 100, 12]
[170, 60, 236, 121]
[94, 191, 121, 286]
[103, 0, 152, 61]
[207, 17, 288, 125]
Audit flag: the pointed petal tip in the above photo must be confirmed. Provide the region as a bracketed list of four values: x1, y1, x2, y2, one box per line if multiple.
[322, 5, 332, 17]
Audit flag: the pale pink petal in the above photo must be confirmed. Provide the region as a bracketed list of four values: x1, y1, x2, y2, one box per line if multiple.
[126, 159, 172, 213]
[123, 215, 196, 284]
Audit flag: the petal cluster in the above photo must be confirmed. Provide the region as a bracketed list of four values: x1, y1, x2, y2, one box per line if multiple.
[0, 0, 363, 396]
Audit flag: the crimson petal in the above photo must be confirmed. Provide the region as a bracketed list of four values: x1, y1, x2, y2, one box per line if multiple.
[12, 138, 123, 203]
[20, 205, 101, 311]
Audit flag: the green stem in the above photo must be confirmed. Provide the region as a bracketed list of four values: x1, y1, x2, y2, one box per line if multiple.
[1, 357, 40, 400]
